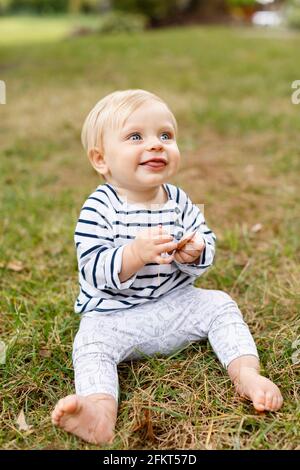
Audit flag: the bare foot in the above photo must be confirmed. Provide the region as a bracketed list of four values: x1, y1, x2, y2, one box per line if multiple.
[51, 393, 118, 445]
[233, 366, 283, 412]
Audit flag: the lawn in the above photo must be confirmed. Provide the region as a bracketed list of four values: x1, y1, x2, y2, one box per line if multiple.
[0, 14, 101, 46]
[0, 17, 300, 450]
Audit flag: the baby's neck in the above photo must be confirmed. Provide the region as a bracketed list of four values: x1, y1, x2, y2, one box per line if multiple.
[111, 184, 168, 207]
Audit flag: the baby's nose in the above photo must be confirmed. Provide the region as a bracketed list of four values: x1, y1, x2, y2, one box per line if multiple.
[147, 139, 164, 151]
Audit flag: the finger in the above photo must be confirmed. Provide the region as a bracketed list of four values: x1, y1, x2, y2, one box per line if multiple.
[174, 252, 185, 263]
[153, 226, 172, 240]
[153, 235, 174, 244]
[184, 236, 204, 247]
[176, 231, 197, 250]
[177, 244, 199, 254]
[192, 237, 205, 251]
[180, 246, 200, 256]
[175, 251, 196, 263]
[156, 241, 178, 252]
[176, 237, 190, 250]
[180, 240, 204, 252]
[156, 254, 174, 264]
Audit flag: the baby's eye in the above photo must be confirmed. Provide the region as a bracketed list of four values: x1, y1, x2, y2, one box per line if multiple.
[161, 132, 172, 141]
[129, 133, 142, 141]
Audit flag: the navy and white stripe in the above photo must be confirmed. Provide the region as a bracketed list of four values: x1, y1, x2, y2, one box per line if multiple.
[74, 182, 216, 314]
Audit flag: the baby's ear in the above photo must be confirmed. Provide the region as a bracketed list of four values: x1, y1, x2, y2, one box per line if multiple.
[88, 147, 107, 175]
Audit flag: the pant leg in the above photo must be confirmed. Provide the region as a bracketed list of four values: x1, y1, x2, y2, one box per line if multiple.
[72, 288, 205, 401]
[71, 295, 189, 402]
[119, 285, 259, 369]
[177, 285, 259, 368]
[72, 285, 259, 403]
[72, 314, 120, 402]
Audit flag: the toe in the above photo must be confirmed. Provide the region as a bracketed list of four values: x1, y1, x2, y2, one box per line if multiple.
[265, 391, 274, 410]
[51, 395, 80, 425]
[66, 395, 81, 414]
[55, 398, 67, 412]
[271, 395, 278, 411]
[51, 409, 61, 424]
[254, 403, 265, 411]
[253, 390, 266, 411]
[58, 395, 79, 414]
[276, 394, 283, 410]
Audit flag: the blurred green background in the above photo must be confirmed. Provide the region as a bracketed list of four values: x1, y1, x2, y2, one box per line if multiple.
[1, 0, 300, 46]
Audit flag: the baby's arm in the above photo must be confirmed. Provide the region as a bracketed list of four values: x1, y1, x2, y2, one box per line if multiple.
[119, 243, 145, 283]
[75, 199, 139, 291]
[173, 193, 216, 277]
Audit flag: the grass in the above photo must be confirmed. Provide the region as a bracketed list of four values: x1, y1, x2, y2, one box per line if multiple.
[0, 14, 101, 46]
[0, 17, 300, 450]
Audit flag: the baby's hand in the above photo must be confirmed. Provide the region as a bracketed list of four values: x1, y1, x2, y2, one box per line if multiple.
[173, 232, 205, 264]
[132, 225, 178, 265]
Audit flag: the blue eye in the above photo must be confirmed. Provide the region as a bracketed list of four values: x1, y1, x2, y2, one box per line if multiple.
[161, 132, 171, 141]
[129, 133, 142, 141]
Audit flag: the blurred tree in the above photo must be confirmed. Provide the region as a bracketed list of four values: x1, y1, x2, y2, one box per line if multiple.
[0, 0, 109, 13]
[69, 0, 81, 12]
[286, 0, 300, 28]
[68, 0, 110, 13]
[8, 0, 69, 13]
[226, 0, 256, 6]
[3, 0, 279, 21]
[112, 0, 230, 25]
[112, 0, 178, 24]
[226, 0, 257, 22]
[183, 0, 229, 22]
[0, 0, 10, 14]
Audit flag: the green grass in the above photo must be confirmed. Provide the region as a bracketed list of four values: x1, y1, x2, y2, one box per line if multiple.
[0, 18, 300, 449]
[0, 14, 101, 46]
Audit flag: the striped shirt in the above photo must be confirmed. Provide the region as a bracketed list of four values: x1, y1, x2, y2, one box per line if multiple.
[74, 182, 216, 314]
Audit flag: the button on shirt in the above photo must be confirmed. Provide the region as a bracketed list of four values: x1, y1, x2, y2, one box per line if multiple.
[74, 183, 216, 314]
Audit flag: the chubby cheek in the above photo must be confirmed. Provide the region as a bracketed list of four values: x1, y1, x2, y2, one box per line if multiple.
[117, 156, 136, 172]
[171, 152, 181, 171]
[170, 144, 180, 162]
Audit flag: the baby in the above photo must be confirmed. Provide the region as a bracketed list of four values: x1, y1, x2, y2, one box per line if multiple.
[51, 89, 283, 445]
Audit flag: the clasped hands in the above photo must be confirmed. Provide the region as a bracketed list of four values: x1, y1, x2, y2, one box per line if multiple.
[133, 224, 205, 266]
[166, 228, 205, 264]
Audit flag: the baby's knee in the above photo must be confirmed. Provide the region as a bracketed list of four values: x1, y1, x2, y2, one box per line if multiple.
[211, 290, 239, 311]
[206, 290, 243, 329]
[72, 329, 117, 363]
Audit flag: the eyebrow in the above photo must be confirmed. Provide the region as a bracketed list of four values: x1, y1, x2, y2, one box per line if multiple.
[122, 124, 175, 134]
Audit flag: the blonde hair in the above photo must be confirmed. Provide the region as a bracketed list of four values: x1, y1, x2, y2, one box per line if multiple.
[81, 89, 177, 156]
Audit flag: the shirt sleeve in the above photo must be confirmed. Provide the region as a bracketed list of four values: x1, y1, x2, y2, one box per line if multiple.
[173, 193, 216, 277]
[74, 197, 138, 291]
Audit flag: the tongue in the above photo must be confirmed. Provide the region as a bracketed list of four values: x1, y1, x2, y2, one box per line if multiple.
[144, 161, 165, 167]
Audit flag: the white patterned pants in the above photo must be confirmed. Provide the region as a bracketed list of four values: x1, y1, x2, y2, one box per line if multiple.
[72, 285, 259, 402]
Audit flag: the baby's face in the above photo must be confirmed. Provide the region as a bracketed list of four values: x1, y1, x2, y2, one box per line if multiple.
[100, 100, 180, 191]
